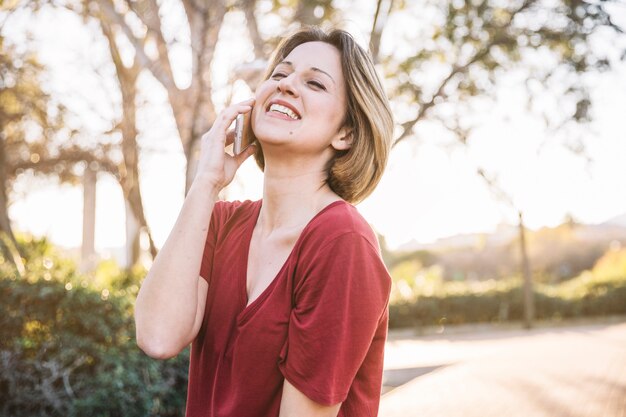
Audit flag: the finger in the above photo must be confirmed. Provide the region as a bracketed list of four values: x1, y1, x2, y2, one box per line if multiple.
[225, 128, 236, 146]
[233, 142, 258, 167]
[212, 98, 255, 134]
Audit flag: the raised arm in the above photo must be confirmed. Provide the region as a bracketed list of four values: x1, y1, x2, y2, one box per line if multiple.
[134, 98, 257, 359]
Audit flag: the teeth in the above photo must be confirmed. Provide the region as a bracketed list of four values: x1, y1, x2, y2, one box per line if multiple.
[269, 103, 299, 120]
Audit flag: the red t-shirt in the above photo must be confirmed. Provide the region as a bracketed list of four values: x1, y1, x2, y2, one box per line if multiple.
[186, 199, 391, 417]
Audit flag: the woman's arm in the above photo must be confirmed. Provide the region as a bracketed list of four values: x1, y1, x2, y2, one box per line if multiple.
[134, 98, 257, 359]
[134, 179, 218, 359]
[279, 380, 341, 417]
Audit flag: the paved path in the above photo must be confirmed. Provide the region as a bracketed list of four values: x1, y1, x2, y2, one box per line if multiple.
[380, 320, 626, 417]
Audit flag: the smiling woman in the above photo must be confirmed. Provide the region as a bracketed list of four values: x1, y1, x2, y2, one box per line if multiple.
[133, 26, 394, 417]
[250, 29, 393, 204]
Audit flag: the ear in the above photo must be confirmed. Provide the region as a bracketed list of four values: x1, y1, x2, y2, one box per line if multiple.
[330, 127, 353, 151]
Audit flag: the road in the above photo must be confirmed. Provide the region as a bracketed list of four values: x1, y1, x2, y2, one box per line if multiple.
[380, 320, 626, 417]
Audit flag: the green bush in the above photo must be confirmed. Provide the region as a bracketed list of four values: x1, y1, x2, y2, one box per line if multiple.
[389, 248, 626, 329]
[0, 234, 188, 417]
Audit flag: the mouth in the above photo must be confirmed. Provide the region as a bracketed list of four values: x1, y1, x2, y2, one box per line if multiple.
[265, 100, 301, 120]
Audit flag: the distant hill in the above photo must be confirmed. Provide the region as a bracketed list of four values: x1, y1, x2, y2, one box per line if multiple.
[395, 223, 518, 253]
[386, 215, 626, 283]
[395, 216, 626, 253]
[602, 212, 626, 228]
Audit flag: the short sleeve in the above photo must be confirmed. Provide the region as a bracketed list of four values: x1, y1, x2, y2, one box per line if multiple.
[199, 201, 223, 285]
[278, 232, 391, 405]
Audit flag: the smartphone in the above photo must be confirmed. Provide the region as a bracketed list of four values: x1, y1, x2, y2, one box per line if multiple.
[234, 113, 253, 155]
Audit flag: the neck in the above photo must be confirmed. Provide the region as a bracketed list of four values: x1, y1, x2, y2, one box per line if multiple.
[258, 153, 341, 233]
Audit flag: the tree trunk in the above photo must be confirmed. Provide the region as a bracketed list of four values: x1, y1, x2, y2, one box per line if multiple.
[0, 137, 25, 277]
[100, 18, 158, 269]
[518, 211, 534, 329]
[118, 72, 158, 267]
[124, 199, 140, 269]
[80, 165, 97, 273]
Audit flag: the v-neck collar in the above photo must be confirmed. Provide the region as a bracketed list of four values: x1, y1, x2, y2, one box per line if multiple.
[237, 199, 347, 320]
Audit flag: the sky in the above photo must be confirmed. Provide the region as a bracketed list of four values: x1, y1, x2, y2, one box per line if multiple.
[4, 2, 626, 261]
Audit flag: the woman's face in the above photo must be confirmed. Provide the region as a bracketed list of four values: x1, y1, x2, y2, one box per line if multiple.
[251, 41, 350, 157]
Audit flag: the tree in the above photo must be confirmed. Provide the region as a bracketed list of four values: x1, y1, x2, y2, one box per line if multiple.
[378, 0, 622, 327]
[68, 0, 623, 189]
[1, 0, 340, 273]
[477, 168, 534, 328]
[39, 0, 349, 195]
[98, 15, 159, 265]
[0, 34, 82, 276]
[2, 1, 162, 271]
[87, 0, 234, 193]
[386, 0, 622, 149]
[10, 0, 624, 271]
[0, 27, 121, 276]
[0, 35, 33, 275]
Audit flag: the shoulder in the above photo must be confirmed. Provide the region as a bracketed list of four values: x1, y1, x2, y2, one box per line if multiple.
[212, 198, 260, 224]
[208, 199, 260, 238]
[294, 201, 391, 302]
[302, 200, 381, 254]
[214, 198, 260, 214]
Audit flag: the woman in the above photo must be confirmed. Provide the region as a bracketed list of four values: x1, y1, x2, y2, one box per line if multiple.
[134, 26, 394, 417]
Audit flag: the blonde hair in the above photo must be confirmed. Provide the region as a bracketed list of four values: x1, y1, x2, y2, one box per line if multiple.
[251, 27, 394, 204]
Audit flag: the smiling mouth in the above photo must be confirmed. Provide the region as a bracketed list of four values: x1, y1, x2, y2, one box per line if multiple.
[267, 103, 301, 120]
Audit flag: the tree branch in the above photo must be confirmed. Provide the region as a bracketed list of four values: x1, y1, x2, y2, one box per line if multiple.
[95, 0, 177, 94]
[189, 3, 226, 137]
[100, 18, 125, 77]
[241, 0, 264, 58]
[476, 168, 515, 208]
[393, 54, 479, 147]
[392, 0, 536, 147]
[10, 149, 119, 179]
[125, 0, 176, 86]
[369, 0, 393, 63]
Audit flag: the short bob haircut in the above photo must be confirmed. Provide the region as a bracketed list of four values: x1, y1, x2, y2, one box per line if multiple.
[250, 26, 394, 204]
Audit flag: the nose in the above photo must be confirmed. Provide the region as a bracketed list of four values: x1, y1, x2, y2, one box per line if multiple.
[276, 73, 299, 97]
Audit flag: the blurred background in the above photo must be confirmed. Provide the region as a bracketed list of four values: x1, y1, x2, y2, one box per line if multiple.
[1, 0, 625, 416]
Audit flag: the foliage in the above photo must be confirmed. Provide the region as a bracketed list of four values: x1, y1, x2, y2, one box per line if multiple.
[524, 223, 610, 282]
[387, 221, 622, 285]
[0, 234, 188, 417]
[1, 233, 625, 414]
[0, 33, 106, 189]
[588, 246, 626, 281]
[389, 246, 626, 329]
[385, 0, 622, 147]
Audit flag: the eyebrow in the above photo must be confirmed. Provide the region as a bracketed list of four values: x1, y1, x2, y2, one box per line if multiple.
[277, 60, 336, 85]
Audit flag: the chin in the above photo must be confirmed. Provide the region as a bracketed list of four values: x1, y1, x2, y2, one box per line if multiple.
[253, 126, 296, 147]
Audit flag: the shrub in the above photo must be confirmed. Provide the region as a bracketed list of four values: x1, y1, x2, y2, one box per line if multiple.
[0, 234, 188, 417]
[388, 248, 626, 329]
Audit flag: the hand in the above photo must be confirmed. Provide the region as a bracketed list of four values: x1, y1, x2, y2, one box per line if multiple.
[194, 98, 257, 190]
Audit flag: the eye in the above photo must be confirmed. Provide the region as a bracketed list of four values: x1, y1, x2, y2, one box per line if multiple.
[271, 72, 287, 80]
[308, 80, 326, 91]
